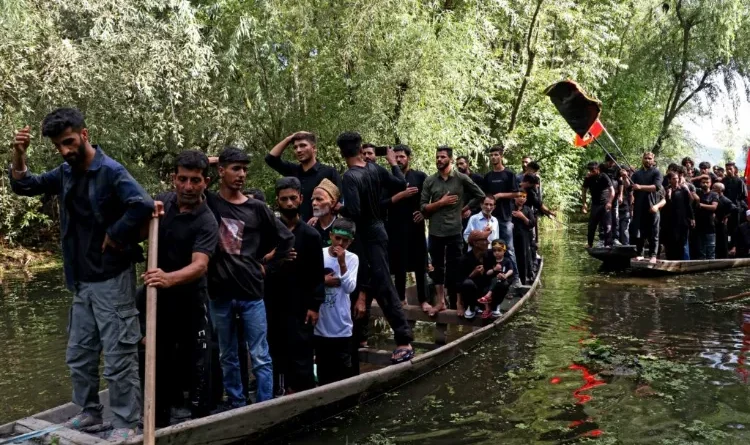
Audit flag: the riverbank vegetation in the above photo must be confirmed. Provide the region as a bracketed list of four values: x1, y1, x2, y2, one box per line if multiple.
[2, 0, 749, 249]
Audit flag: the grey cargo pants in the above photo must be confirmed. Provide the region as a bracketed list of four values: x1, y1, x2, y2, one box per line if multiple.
[66, 266, 142, 428]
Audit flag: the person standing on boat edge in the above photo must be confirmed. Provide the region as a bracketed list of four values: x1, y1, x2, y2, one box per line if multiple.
[730, 210, 750, 258]
[602, 154, 622, 245]
[581, 161, 615, 249]
[265, 131, 341, 223]
[206, 147, 294, 406]
[695, 175, 720, 260]
[421, 146, 486, 316]
[137, 150, 218, 427]
[722, 162, 748, 251]
[385, 145, 430, 311]
[265, 177, 324, 395]
[626, 152, 663, 263]
[9, 108, 154, 441]
[335, 131, 415, 363]
[482, 144, 521, 282]
[662, 171, 695, 260]
[315, 218, 360, 385]
[712, 182, 736, 259]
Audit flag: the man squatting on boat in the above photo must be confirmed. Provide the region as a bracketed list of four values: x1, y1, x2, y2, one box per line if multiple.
[581, 151, 750, 262]
[9, 109, 547, 438]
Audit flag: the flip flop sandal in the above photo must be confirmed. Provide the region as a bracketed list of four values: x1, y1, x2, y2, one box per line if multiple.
[477, 295, 492, 304]
[481, 309, 492, 319]
[391, 347, 415, 364]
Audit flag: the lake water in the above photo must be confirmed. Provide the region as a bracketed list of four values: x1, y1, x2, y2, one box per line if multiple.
[2, 229, 750, 444]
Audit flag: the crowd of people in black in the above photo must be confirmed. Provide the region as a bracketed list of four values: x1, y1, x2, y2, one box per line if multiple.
[10, 109, 545, 439]
[582, 152, 750, 262]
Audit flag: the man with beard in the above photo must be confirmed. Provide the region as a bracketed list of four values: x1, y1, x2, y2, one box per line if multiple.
[624, 152, 663, 263]
[712, 182, 737, 259]
[265, 177, 324, 395]
[422, 146, 486, 316]
[515, 155, 533, 184]
[311, 178, 341, 247]
[266, 132, 341, 222]
[682, 157, 700, 180]
[386, 145, 429, 310]
[602, 154, 622, 244]
[138, 150, 217, 427]
[206, 147, 294, 406]
[695, 176, 720, 259]
[723, 162, 748, 250]
[10, 108, 154, 441]
[662, 171, 695, 260]
[482, 145, 520, 276]
[335, 132, 415, 364]
[362, 143, 378, 164]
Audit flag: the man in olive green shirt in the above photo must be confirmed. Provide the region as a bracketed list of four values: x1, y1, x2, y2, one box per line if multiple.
[420, 146, 485, 316]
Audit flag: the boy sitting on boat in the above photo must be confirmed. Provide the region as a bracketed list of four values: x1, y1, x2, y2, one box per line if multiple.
[477, 240, 514, 319]
[315, 218, 359, 385]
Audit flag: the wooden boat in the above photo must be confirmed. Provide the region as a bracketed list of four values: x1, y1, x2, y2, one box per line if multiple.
[630, 257, 750, 274]
[0, 260, 543, 445]
[586, 245, 638, 268]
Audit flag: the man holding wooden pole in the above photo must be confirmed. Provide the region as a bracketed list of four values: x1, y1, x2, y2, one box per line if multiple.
[9, 108, 154, 441]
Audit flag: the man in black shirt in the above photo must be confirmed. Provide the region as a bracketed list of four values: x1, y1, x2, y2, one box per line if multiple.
[692, 161, 719, 187]
[386, 145, 429, 311]
[265, 177, 324, 395]
[712, 182, 737, 259]
[456, 230, 491, 319]
[207, 147, 294, 406]
[581, 162, 615, 248]
[266, 132, 341, 222]
[362, 143, 378, 163]
[625, 152, 663, 262]
[695, 176, 719, 259]
[336, 132, 414, 364]
[662, 172, 695, 260]
[602, 154, 622, 244]
[139, 151, 218, 426]
[483, 145, 520, 276]
[723, 162, 748, 249]
[457, 155, 484, 232]
[730, 211, 750, 258]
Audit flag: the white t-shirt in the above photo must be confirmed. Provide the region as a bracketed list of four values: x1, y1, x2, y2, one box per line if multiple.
[315, 248, 359, 338]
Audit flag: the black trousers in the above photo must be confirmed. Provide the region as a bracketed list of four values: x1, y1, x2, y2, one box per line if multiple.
[630, 211, 660, 257]
[716, 222, 729, 259]
[314, 336, 352, 386]
[428, 234, 463, 290]
[138, 288, 211, 427]
[664, 225, 689, 261]
[389, 224, 428, 304]
[459, 277, 511, 309]
[588, 204, 612, 246]
[351, 236, 414, 346]
[266, 306, 315, 394]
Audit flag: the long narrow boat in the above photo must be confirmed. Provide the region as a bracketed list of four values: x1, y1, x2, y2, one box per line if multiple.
[630, 257, 750, 274]
[0, 260, 543, 445]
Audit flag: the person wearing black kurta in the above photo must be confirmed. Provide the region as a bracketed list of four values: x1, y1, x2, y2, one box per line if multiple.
[662, 172, 694, 260]
[385, 145, 429, 307]
[722, 163, 748, 250]
[732, 212, 750, 258]
[582, 162, 615, 248]
[511, 196, 536, 285]
[626, 153, 663, 260]
[713, 182, 737, 259]
[265, 177, 324, 394]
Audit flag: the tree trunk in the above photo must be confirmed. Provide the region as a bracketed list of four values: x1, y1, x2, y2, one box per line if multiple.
[506, 0, 544, 136]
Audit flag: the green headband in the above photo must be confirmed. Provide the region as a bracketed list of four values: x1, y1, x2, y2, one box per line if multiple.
[332, 228, 354, 238]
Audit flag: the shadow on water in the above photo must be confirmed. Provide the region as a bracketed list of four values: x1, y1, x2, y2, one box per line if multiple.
[3, 226, 750, 444]
[274, 226, 750, 445]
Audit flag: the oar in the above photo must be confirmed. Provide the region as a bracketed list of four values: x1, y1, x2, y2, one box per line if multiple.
[0, 426, 62, 445]
[704, 291, 750, 304]
[144, 215, 160, 445]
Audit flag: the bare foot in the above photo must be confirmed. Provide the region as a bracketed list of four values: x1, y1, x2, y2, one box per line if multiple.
[649, 256, 657, 264]
[429, 302, 446, 317]
[401, 300, 408, 307]
[635, 256, 645, 261]
[421, 302, 433, 313]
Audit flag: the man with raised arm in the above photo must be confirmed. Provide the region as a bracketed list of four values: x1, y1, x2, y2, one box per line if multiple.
[265, 132, 341, 222]
[10, 108, 154, 441]
[206, 147, 294, 406]
[421, 146, 486, 316]
[335, 131, 415, 364]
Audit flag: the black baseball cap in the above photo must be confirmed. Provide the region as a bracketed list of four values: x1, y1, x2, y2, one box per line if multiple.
[219, 146, 250, 164]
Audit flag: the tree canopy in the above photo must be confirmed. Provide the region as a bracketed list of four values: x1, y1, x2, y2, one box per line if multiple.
[2, 0, 750, 245]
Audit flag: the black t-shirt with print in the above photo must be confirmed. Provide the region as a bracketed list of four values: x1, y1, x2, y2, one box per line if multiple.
[483, 169, 519, 222]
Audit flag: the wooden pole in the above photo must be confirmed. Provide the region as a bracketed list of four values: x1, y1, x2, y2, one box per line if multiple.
[144, 216, 159, 445]
[708, 291, 750, 304]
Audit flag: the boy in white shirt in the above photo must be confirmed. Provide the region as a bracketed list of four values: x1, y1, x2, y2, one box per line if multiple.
[314, 218, 359, 385]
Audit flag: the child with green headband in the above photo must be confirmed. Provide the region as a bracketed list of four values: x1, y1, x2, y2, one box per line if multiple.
[314, 218, 359, 385]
